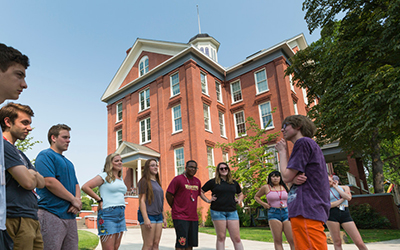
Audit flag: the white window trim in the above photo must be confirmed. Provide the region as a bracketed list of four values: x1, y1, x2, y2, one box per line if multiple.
[265, 145, 280, 170]
[289, 74, 295, 93]
[139, 117, 151, 144]
[116, 102, 123, 123]
[207, 146, 215, 178]
[170, 71, 180, 97]
[139, 88, 150, 112]
[139, 56, 149, 77]
[302, 88, 308, 105]
[203, 103, 212, 132]
[201, 71, 208, 95]
[174, 147, 185, 176]
[172, 104, 183, 133]
[230, 80, 243, 104]
[222, 152, 229, 163]
[116, 129, 122, 149]
[234, 110, 246, 138]
[254, 68, 269, 94]
[293, 101, 298, 115]
[258, 101, 274, 130]
[215, 81, 223, 104]
[218, 111, 226, 138]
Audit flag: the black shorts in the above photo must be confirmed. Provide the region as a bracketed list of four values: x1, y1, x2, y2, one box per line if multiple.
[173, 219, 198, 248]
[0, 229, 13, 250]
[328, 207, 353, 224]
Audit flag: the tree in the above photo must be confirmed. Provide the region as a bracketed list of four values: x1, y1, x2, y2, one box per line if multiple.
[15, 130, 42, 164]
[286, 0, 400, 193]
[215, 117, 279, 207]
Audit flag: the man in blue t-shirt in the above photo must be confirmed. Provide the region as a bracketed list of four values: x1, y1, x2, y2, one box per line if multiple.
[36, 124, 81, 250]
[0, 43, 30, 250]
[276, 115, 330, 250]
[0, 103, 45, 250]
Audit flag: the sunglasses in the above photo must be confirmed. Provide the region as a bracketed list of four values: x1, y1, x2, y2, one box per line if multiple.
[282, 123, 289, 130]
[219, 167, 229, 171]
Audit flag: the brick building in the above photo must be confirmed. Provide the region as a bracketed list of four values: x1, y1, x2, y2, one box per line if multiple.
[101, 33, 320, 220]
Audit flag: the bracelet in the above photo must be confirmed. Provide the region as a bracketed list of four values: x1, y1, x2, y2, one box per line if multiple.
[97, 198, 103, 203]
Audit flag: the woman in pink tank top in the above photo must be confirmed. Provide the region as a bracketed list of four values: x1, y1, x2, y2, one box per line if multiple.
[255, 171, 294, 250]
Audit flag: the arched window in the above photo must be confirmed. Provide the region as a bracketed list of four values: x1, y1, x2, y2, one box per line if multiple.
[139, 56, 149, 76]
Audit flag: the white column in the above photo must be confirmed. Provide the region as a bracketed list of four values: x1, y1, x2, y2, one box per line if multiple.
[133, 167, 136, 188]
[137, 159, 142, 183]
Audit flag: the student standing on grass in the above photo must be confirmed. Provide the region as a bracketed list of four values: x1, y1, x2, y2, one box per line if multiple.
[275, 115, 330, 250]
[81, 153, 127, 250]
[138, 159, 167, 250]
[255, 171, 295, 250]
[327, 175, 368, 250]
[0, 43, 30, 250]
[201, 162, 244, 250]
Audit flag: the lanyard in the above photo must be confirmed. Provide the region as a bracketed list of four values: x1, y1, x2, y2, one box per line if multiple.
[330, 188, 341, 200]
[184, 173, 195, 202]
[272, 186, 284, 207]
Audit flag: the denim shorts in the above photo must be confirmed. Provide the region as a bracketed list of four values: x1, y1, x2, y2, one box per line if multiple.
[268, 207, 289, 222]
[97, 206, 127, 236]
[210, 209, 239, 221]
[137, 210, 163, 224]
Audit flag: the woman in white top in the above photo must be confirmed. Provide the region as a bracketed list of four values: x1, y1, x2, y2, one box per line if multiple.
[82, 153, 127, 250]
[138, 159, 166, 250]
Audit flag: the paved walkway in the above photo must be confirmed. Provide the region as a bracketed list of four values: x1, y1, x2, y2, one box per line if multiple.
[84, 228, 400, 250]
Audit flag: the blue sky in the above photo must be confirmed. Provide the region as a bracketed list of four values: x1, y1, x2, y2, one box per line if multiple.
[1, 0, 321, 185]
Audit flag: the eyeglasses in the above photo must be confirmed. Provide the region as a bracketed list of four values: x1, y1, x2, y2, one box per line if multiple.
[282, 123, 289, 130]
[219, 167, 229, 171]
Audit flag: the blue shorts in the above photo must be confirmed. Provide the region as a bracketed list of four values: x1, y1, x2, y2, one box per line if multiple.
[97, 206, 127, 236]
[137, 210, 163, 224]
[210, 209, 239, 221]
[268, 207, 289, 222]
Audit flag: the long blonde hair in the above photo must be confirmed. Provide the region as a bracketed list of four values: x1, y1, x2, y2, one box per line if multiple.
[138, 159, 161, 205]
[215, 162, 234, 185]
[103, 153, 122, 183]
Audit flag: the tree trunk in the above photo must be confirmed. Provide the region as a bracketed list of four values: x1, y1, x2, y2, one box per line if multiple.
[371, 129, 384, 193]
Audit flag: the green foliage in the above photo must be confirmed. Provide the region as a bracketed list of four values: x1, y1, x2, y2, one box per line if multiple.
[287, 0, 400, 193]
[349, 203, 391, 229]
[81, 196, 94, 211]
[204, 208, 213, 227]
[197, 207, 203, 226]
[216, 117, 279, 207]
[236, 205, 251, 227]
[15, 130, 42, 164]
[165, 210, 174, 228]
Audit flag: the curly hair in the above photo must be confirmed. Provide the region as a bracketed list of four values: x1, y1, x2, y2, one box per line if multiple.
[103, 153, 122, 183]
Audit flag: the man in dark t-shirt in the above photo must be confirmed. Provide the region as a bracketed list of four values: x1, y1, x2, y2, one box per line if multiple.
[0, 103, 45, 249]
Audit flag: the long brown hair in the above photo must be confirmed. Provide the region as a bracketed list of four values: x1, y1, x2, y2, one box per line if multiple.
[215, 162, 234, 185]
[103, 153, 122, 183]
[138, 159, 160, 205]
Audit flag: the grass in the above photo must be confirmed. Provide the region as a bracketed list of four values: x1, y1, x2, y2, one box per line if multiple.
[78, 230, 99, 250]
[199, 227, 400, 244]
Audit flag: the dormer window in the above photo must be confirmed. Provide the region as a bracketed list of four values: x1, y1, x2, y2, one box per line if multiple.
[139, 56, 149, 76]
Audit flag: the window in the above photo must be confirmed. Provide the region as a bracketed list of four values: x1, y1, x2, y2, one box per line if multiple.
[265, 146, 279, 169]
[222, 152, 229, 163]
[116, 129, 122, 148]
[203, 104, 211, 131]
[259, 102, 273, 129]
[255, 69, 268, 93]
[293, 101, 298, 114]
[207, 146, 215, 178]
[215, 81, 222, 103]
[172, 105, 182, 133]
[201, 72, 208, 94]
[218, 112, 226, 137]
[116, 102, 122, 122]
[302, 88, 308, 105]
[140, 117, 151, 144]
[231, 81, 242, 103]
[174, 147, 185, 175]
[139, 88, 150, 111]
[289, 74, 295, 92]
[139, 56, 149, 76]
[234, 111, 246, 137]
[171, 72, 180, 96]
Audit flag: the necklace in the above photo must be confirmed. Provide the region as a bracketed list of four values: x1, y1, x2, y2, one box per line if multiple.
[184, 173, 195, 202]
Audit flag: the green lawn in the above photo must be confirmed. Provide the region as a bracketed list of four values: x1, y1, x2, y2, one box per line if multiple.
[78, 230, 99, 250]
[199, 227, 400, 244]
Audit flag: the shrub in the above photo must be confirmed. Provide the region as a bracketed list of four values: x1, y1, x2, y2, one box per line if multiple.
[197, 207, 203, 226]
[349, 203, 391, 229]
[237, 205, 251, 227]
[165, 210, 174, 228]
[204, 208, 214, 227]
